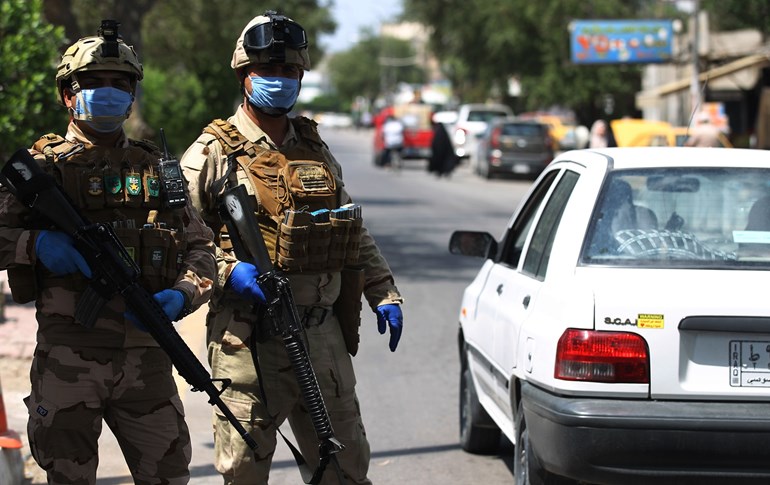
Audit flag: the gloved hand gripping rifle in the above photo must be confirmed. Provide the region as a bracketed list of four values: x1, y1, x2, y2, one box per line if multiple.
[0, 148, 258, 452]
[218, 184, 345, 484]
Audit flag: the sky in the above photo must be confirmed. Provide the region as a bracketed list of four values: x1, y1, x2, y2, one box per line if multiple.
[318, 0, 404, 53]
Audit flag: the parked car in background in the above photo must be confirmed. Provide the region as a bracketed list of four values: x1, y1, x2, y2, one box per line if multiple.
[315, 112, 354, 129]
[451, 103, 513, 170]
[610, 118, 733, 148]
[431, 110, 459, 126]
[373, 104, 434, 165]
[519, 113, 586, 150]
[474, 118, 554, 179]
[451, 147, 770, 485]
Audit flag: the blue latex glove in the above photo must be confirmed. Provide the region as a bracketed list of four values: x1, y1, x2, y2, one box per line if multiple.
[376, 304, 403, 352]
[126, 288, 187, 331]
[227, 262, 267, 304]
[35, 230, 92, 277]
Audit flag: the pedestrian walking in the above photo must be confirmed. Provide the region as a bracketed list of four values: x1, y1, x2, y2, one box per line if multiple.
[381, 114, 405, 168]
[684, 113, 722, 147]
[427, 117, 460, 177]
[589, 119, 609, 148]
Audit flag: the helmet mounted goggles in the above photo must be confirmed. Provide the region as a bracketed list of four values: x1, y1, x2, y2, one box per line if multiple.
[243, 10, 308, 64]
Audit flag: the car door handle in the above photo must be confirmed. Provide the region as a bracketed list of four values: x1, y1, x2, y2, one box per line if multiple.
[496, 284, 503, 295]
[522, 295, 530, 308]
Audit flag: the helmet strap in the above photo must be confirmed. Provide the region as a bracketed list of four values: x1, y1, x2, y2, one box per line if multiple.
[69, 73, 81, 93]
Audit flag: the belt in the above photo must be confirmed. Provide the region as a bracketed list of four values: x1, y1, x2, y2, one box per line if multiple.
[300, 305, 330, 328]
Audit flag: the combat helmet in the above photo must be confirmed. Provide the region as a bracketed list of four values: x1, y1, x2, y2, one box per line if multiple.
[56, 20, 143, 104]
[231, 11, 311, 71]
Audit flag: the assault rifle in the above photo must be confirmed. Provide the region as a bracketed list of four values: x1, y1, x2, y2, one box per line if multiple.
[218, 184, 345, 484]
[0, 148, 258, 452]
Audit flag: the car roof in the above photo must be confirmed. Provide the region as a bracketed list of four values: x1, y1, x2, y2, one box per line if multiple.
[459, 103, 512, 112]
[556, 147, 770, 171]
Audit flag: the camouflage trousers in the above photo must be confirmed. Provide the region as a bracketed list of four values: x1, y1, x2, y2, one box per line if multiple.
[24, 344, 191, 485]
[207, 307, 372, 485]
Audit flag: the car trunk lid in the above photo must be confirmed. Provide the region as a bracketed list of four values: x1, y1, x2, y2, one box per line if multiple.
[587, 268, 770, 400]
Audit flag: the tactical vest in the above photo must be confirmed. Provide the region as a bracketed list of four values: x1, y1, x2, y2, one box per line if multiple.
[7, 134, 188, 303]
[204, 117, 362, 273]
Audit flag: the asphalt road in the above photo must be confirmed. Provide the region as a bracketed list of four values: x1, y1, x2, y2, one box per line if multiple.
[2, 125, 536, 484]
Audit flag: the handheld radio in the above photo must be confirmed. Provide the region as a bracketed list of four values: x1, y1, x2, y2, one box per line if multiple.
[158, 128, 187, 209]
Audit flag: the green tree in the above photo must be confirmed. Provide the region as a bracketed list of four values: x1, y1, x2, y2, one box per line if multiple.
[142, 0, 336, 132]
[404, 0, 682, 123]
[40, 1, 335, 148]
[0, 0, 67, 160]
[141, 66, 209, 155]
[701, 0, 770, 34]
[327, 33, 426, 107]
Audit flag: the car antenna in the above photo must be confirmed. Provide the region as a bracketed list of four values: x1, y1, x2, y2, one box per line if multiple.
[685, 76, 709, 139]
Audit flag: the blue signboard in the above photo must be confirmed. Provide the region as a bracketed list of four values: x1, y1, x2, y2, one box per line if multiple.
[570, 20, 674, 64]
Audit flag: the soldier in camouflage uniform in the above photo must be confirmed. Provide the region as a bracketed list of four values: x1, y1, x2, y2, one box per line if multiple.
[0, 21, 217, 485]
[180, 11, 404, 485]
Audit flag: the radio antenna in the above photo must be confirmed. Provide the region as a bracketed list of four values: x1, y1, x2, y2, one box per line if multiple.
[159, 128, 171, 159]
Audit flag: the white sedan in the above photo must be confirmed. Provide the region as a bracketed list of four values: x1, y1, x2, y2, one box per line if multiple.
[450, 147, 770, 485]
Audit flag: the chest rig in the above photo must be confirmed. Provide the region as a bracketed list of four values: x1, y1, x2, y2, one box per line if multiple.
[204, 117, 362, 273]
[29, 134, 187, 294]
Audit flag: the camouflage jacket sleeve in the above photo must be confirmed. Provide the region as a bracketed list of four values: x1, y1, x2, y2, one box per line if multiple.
[323, 146, 404, 310]
[0, 167, 38, 271]
[180, 133, 237, 292]
[0, 151, 61, 271]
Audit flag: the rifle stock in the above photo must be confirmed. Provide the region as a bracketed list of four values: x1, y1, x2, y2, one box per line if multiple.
[0, 148, 258, 452]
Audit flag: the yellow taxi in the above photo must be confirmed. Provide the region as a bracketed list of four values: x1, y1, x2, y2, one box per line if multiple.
[610, 119, 733, 148]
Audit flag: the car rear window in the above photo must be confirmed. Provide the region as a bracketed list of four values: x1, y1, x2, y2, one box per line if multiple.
[467, 111, 509, 122]
[501, 124, 545, 137]
[582, 167, 770, 269]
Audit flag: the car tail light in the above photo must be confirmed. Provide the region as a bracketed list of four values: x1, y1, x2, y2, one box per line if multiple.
[490, 127, 502, 148]
[555, 329, 649, 383]
[544, 131, 554, 151]
[453, 128, 467, 147]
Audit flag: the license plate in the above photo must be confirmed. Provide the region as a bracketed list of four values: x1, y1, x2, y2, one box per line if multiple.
[513, 164, 531, 174]
[730, 340, 770, 387]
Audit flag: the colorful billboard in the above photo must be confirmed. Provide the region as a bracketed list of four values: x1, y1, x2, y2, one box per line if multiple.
[570, 20, 674, 64]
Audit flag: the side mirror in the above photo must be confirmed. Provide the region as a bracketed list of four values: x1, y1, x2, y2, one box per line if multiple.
[449, 230, 497, 259]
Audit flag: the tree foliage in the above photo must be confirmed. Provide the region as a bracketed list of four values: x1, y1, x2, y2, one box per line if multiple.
[0, 0, 67, 160]
[34, 0, 335, 151]
[327, 33, 426, 107]
[403, 0, 692, 123]
[701, 0, 770, 34]
[402, 0, 770, 123]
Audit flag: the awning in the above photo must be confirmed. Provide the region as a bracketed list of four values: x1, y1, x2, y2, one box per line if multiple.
[638, 52, 770, 99]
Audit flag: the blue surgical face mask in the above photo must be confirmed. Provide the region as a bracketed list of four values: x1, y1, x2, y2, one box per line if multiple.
[246, 75, 299, 111]
[72, 87, 134, 133]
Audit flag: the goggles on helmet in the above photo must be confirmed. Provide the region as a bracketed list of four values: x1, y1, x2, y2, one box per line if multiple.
[243, 11, 308, 64]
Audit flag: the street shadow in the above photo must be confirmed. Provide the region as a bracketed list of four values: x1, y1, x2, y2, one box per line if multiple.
[94, 439, 515, 482]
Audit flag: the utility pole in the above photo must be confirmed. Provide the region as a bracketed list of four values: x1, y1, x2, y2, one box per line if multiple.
[690, 0, 701, 117]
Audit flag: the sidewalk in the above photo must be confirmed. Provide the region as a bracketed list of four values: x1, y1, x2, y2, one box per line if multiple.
[0, 294, 43, 484]
[0, 299, 38, 360]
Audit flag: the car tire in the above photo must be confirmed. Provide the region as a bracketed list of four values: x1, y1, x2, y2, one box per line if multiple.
[459, 365, 501, 454]
[479, 161, 492, 180]
[514, 401, 574, 485]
